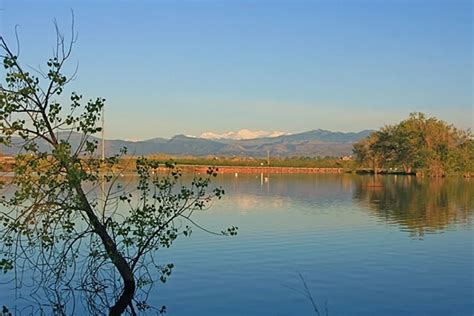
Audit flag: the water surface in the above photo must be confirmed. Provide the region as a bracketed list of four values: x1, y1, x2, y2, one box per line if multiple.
[1, 174, 473, 315]
[151, 174, 473, 315]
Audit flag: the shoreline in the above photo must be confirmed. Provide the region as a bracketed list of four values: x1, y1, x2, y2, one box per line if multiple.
[1, 162, 468, 177]
[168, 165, 345, 174]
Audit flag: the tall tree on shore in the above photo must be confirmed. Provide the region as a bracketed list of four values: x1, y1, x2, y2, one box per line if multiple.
[0, 18, 236, 315]
[353, 113, 473, 176]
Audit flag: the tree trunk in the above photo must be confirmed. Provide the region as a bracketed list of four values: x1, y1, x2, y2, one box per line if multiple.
[75, 184, 136, 315]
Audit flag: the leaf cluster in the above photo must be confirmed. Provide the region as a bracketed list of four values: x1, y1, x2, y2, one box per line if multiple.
[353, 113, 473, 176]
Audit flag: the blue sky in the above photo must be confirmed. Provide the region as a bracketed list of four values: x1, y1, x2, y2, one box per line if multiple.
[0, 0, 472, 140]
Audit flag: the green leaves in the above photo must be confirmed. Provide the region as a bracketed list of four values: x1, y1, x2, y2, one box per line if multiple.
[1, 305, 12, 316]
[353, 113, 473, 176]
[0, 259, 13, 273]
[0, 31, 238, 313]
[222, 226, 239, 236]
[159, 263, 174, 283]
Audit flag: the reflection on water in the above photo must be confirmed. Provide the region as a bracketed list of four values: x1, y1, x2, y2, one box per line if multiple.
[156, 174, 473, 316]
[217, 173, 473, 236]
[352, 175, 473, 237]
[0, 173, 472, 315]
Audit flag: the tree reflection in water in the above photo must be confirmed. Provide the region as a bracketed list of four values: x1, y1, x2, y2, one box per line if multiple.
[353, 175, 473, 237]
[2, 174, 473, 313]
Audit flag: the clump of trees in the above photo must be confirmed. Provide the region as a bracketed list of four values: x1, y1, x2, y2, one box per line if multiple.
[353, 113, 473, 177]
[0, 19, 236, 315]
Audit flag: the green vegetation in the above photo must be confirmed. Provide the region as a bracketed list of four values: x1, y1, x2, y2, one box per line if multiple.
[353, 113, 473, 177]
[0, 22, 235, 315]
[114, 155, 355, 170]
[0, 155, 355, 173]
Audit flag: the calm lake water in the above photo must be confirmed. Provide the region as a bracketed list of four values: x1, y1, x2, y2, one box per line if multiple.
[1, 174, 473, 315]
[152, 174, 473, 316]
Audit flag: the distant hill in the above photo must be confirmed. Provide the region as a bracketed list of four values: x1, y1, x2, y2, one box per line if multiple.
[200, 129, 287, 140]
[0, 129, 374, 158]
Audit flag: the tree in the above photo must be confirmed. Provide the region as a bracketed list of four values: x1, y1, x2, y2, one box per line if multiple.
[0, 19, 236, 315]
[353, 132, 383, 173]
[353, 113, 473, 177]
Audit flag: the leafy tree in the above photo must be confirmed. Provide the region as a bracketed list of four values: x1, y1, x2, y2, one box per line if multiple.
[0, 20, 236, 315]
[353, 113, 473, 176]
[353, 132, 384, 172]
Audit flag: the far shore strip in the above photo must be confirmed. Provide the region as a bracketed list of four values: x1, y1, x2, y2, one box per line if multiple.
[157, 165, 344, 174]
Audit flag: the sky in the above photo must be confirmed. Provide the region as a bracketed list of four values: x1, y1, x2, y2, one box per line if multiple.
[0, 0, 472, 140]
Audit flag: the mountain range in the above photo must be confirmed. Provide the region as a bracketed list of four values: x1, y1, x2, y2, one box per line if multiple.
[199, 129, 287, 140]
[0, 129, 374, 158]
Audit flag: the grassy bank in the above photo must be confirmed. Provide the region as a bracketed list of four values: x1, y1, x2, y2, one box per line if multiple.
[2, 155, 468, 176]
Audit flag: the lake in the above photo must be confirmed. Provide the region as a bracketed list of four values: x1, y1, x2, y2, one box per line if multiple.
[1, 174, 473, 315]
[151, 174, 473, 316]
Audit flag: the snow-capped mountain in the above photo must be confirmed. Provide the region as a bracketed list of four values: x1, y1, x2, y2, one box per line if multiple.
[1, 129, 374, 157]
[200, 129, 287, 140]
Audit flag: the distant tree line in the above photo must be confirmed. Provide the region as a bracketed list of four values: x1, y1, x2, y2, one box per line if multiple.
[353, 113, 473, 177]
[113, 155, 353, 170]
